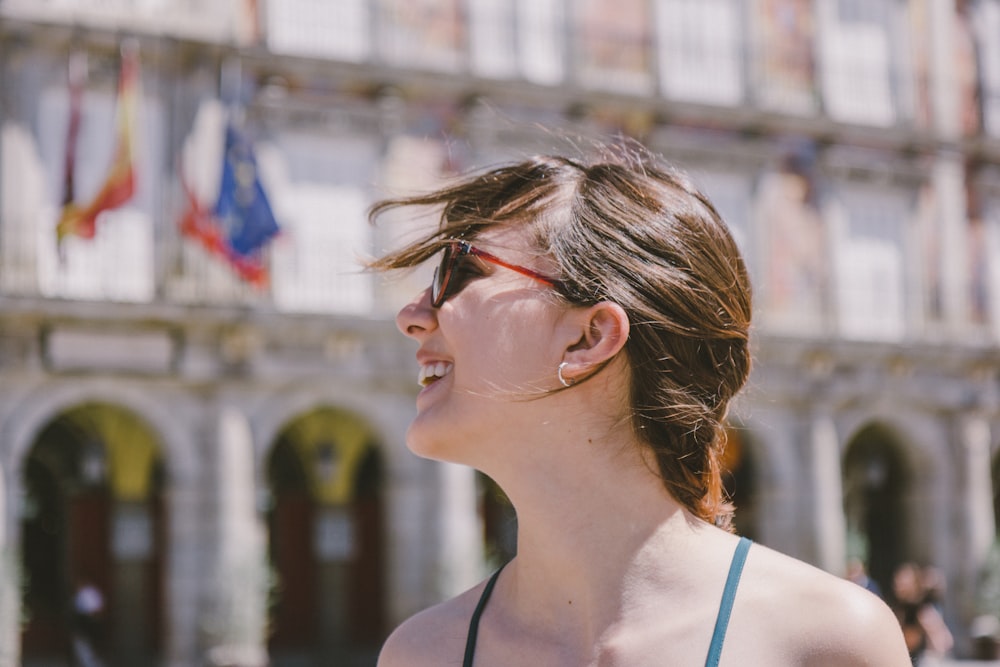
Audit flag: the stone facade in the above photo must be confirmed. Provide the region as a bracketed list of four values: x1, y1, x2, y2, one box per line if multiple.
[0, 0, 999, 664]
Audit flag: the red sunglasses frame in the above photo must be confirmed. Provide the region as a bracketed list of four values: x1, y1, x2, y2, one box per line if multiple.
[431, 240, 566, 308]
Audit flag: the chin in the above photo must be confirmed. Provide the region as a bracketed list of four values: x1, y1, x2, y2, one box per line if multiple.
[405, 419, 454, 461]
[405, 417, 477, 466]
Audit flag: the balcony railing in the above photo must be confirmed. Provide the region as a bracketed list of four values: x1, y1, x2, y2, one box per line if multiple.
[0, 1, 999, 344]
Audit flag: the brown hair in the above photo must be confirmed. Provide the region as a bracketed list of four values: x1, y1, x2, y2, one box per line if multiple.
[369, 146, 752, 529]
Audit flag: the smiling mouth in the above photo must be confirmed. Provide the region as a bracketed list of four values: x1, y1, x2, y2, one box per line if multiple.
[418, 362, 454, 387]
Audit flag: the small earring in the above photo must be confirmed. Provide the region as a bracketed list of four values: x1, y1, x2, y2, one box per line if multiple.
[557, 362, 576, 388]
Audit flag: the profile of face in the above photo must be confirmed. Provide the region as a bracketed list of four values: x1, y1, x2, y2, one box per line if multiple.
[395, 225, 576, 463]
[373, 147, 753, 527]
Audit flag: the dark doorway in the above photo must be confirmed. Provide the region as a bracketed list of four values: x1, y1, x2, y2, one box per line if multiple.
[267, 408, 385, 667]
[21, 403, 164, 667]
[843, 424, 910, 597]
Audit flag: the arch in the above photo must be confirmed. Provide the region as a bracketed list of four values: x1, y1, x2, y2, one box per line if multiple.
[250, 384, 412, 478]
[842, 419, 922, 597]
[0, 379, 204, 666]
[836, 410, 947, 483]
[252, 384, 428, 641]
[19, 401, 167, 664]
[255, 382, 407, 441]
[2, 380, 200, 500]
[839, 410, 954, 556]
[264, 402, 387, 666]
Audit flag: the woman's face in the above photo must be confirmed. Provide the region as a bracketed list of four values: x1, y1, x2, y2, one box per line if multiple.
[395, 226, 571, 464]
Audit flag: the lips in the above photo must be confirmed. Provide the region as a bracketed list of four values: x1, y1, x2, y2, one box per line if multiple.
[418, 361, 454, 387]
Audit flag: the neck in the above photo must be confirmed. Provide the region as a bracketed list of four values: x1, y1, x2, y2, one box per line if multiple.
[485, 424, 708, 647]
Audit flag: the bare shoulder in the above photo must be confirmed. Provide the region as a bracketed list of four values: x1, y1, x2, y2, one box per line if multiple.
[734, 543, 911, 666]
[377, 581, 484, 667]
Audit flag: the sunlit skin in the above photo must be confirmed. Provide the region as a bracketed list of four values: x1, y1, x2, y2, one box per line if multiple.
[397, 227, 597, 469]
[384, 224, 911, 666]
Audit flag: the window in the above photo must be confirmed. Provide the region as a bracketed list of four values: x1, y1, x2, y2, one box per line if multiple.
[269, 132, 379, 315]
[818, 0, 895, 126]
[751, 0, 819, 115]
[378, 0, 465, 73]
[656, 0, 744, 105]
[517, 0, 566, 85]
[266, 0, 371, 62]
[468, 0, 517, 78]
[831, 182, 910, 341]
[973, 0, 1000, 137]
[574, 0, 653, 94]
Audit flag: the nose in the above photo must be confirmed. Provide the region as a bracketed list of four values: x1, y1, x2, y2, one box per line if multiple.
[396, 287, 438, 338]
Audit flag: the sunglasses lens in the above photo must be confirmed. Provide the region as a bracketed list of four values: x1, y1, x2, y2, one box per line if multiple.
[431, 244, 455, 307]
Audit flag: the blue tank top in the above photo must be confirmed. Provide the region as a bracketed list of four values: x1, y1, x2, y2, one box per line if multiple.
[462, 537, 752, 667]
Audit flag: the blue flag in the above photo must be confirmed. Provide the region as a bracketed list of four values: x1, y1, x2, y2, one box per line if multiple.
[213, 122, 280, 259]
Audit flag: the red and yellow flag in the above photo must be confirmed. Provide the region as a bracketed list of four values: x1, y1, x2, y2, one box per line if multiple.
[56, 42, 139, 244]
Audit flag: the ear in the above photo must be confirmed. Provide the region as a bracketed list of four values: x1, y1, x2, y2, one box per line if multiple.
[558, 301, 630, 381]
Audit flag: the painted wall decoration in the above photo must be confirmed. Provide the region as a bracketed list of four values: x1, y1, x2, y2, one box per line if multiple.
[575, 0, 653, 94]
[755, 144, 828, 332]
[752, 0, 819, 114]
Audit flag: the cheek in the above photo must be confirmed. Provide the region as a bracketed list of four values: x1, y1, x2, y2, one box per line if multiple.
[446, 293, 562, 390]
[480, 316, 556, 387]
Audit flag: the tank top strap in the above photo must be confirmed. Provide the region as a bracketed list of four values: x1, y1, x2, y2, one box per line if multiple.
[463, 563, 507, 667]
[464, 540, 752, 667]
[705, 536, 752, 667]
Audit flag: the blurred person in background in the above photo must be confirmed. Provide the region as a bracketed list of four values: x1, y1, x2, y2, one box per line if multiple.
[891, 562, 953, 666]
[846, 556, 883, 599]
[70, 577, 105, 667]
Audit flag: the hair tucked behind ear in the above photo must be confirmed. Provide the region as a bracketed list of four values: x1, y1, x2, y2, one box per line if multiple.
[546, 152, 751, 530]
[369, 144, 752, 529]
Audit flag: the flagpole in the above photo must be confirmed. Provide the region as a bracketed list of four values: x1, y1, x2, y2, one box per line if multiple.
[62, 49, 87, 209]
[220, 55, 244, 124]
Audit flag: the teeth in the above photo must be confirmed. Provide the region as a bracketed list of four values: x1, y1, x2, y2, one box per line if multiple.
[418, 362, 453, 387]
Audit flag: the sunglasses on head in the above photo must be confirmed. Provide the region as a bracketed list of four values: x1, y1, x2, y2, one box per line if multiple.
[430, 239, 566, 308]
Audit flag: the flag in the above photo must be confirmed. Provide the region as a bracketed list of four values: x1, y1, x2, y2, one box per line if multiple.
[56, 41, 139, 244]
[179, 118, 280, 287]
[60, 50, 86, 211]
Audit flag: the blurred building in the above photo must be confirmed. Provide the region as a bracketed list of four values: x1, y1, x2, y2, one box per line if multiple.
[0, 0, 998, 664]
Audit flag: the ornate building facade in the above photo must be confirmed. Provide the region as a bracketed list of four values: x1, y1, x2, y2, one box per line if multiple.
[0, 0, 999, 664]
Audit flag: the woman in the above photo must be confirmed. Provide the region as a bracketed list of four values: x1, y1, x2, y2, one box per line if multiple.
[892, 562, 954, 664]
[371, 147, 909, 666]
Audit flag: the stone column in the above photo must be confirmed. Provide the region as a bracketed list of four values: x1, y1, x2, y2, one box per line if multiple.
[738, 400, 802, 559]
[164, 466, 208, 667]
[934, 156, 970, 329]
[380, 400, 484, 620]
[928, 0, 961, 141]
[380, 399, 434, 625]
[958, 415, 996, 621]
[202, 406, 268, 667]
[0, 464, 19, 667]
[809, 411, 847, 575]
[435, 462, 485, 599]
[960, 416, 996, 569]
[928, 0, 970, 331]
